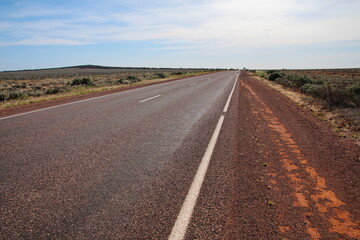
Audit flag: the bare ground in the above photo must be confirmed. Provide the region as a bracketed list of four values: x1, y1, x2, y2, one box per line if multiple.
[225, 71, 360, 239]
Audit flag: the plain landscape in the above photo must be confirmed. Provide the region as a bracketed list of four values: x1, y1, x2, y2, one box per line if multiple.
[1, 0, 359, 239]
[2, 66, 359, 142]
[1, 67, 360, 239]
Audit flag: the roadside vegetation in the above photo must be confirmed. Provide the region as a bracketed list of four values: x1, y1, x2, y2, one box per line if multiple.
[252, 69, 360, 108]
[0, 66, 221, 109]
[249, 68, 360, 140]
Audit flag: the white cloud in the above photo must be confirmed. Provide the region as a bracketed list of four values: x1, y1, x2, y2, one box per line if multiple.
[1, 0, 360, 50]
[0, 38, 94, 46]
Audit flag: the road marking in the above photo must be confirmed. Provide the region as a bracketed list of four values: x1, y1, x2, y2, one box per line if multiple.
[0, 91, 127, 121]
[168, 115, 225, 240]
[0, 72, 212, 120]
[223, 72, 239, 113]
[139, 95, 161, 103]
[190, 83, 197, 86]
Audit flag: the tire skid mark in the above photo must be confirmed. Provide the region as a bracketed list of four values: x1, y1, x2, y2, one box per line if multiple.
[243, 81, 360, 239]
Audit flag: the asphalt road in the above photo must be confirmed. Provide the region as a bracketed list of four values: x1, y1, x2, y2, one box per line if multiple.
[0, 71, 239, 239]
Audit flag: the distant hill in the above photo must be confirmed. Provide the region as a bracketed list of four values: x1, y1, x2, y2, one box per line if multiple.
[3, 65, 221, 72]
[0, 65, 224, 80]
[62, 65, 143, 70]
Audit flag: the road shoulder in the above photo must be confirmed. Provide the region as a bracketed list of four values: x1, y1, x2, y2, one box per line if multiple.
[233, 72, 360, 239]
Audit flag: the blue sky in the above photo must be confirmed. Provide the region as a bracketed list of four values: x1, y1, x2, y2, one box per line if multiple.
[0, 0, 359, 70]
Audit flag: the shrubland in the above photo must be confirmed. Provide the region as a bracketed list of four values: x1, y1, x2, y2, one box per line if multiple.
[250, 68, 360, 138]
[254, 69, 360, 108]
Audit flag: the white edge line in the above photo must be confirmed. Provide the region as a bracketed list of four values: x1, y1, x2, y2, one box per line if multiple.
[223, 72, 239, 113]
[190, 83, 197, 86]
[139, 94, 161, 103]
[168, 115, 225, 240]
[0, 91, 128, 121]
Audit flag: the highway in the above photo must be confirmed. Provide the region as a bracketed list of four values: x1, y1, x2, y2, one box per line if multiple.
[0, 71, 240, 239]
[2, 71, 360, 239]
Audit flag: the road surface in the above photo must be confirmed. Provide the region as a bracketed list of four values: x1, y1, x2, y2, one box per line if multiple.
[1, 71, 360, 239]
[1, 71, 239, 239]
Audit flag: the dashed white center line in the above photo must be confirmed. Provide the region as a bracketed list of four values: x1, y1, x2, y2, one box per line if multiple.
[190, 83, 197, 86]
[139, 94, 161, 103]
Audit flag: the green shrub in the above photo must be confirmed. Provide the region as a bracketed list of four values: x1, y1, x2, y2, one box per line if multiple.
[118, 79, 131, 84]
[126, 75, 140, 82]
[70, 77, 93, 86]
[346, 84, 360, 107]
[27, 90, 44, 97]
[299, 84, 324, 97]
[117, 75, 140, 84]
[275, 78, 295, 88]
[268, 72, 283, 81]
[32, 85, 43, 90]
[349, 84, 360, 95]
[155, 73, 167, 79]
[354, 96, 360, 108]
[45, 87, 61, 95]
[171, 72, 183, 75]
[271, 72, 323, 90]
[299, 83, 350, 107]
[323, 85, 349, 107]
[255, 71, 267, 78]
[286, 75, 314, 88]
[13, 83, 27, 89]
[8, 90, 27, 100]
[0, 91, 9, 101]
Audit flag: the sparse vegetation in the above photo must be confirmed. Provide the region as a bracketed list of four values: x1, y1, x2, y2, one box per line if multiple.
[248, 68, 360, 140]
[117, 75, 140, 84]
[0, 66, 222, 107]
[70, 77, 93, 86]
[155, 73, 167, 79]
[253, 69, 360, 108]
[171, 72, 184, 75]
